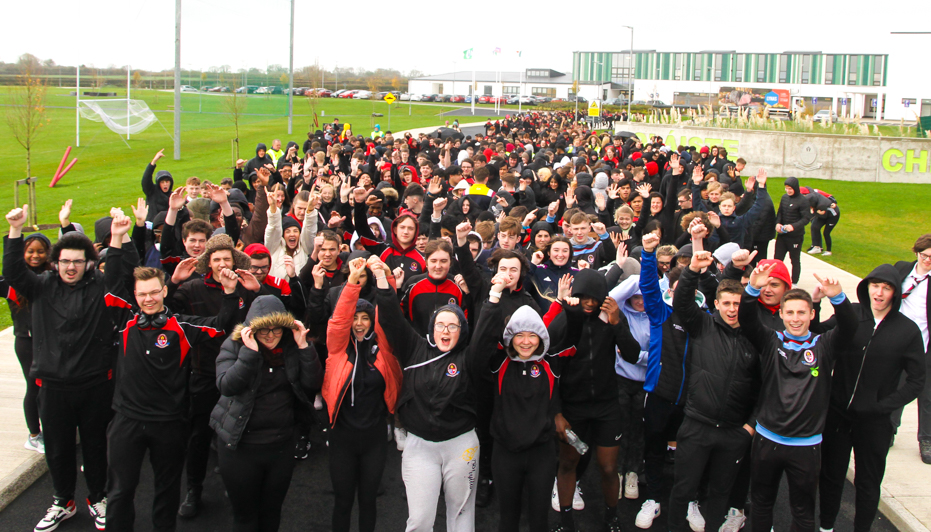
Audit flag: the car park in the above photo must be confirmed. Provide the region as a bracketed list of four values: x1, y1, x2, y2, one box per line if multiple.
[353, 90, 373, 99]
[399, 93, 411, 101]
[409, 94, 423, 101]
[180, 85, 198, 93]
[812, 109, 839, 122]
[449, 95, 465, 103]
[339, 90, 358, 98]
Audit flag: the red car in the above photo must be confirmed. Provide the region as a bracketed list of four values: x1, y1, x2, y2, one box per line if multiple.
[339, 90, 357, 98]
[309, 88, 331, 97]
[478, 95, 492, 103]
[449, 95, 465, 103]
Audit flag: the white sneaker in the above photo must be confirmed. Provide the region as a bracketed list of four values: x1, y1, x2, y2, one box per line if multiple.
[719, 507, 746, 532]
[34, 500, 76, 532]
[624, 471, 639, 499]
[808, 246, 822, 254]
[822, 251, 832, 256]
[551, 478, 560, 511]
[394, 427, 407, 451]
[820, 528, 834, 532]
[25, 433, 45, 454]
[688, 500, 706, 532]
[87, 497, 106, 531]
[573, 481, 585, 510]
[635, 499, 660, 529]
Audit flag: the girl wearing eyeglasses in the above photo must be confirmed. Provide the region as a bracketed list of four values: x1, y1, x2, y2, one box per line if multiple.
[209, 295, 322, 531]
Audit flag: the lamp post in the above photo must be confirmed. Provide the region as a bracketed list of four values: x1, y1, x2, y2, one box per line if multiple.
[622, 25, 634, 122]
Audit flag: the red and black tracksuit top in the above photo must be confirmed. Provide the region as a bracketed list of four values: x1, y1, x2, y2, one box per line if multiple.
[104, 246, 239, 421]
[354, 202, 425, 276]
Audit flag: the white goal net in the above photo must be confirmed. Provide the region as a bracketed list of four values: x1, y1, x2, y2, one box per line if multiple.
[79, 99, 158, 136]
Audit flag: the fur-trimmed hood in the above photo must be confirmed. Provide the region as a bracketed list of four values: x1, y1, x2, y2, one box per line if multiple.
[196, 233, 251, 275]
[230, 295, 298, 341]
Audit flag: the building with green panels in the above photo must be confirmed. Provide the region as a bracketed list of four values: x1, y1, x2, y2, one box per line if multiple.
[572, 50, 901, 119]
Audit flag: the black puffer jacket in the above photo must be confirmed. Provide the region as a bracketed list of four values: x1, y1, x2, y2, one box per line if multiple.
[674, 267, 760, 428]
[774, 177, 811, 238]
[210, 296, 321, 450]
[824, 264, 926, 418]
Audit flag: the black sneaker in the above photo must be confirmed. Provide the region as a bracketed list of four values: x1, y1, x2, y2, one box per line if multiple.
[295, 436, 311, 460]
[178, 487, 201, 518]
[604, 516, 623, 532]
[476, 477, 494, 508]
[920, 440, 931, 464]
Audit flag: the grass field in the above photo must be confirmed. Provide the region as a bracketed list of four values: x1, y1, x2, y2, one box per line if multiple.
[0, 88, 924, 327]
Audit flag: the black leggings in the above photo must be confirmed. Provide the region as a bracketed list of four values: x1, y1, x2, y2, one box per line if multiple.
[774, 234, 804, 284]
[14, 336, 40, 435]
[810, 210, 840, 251]
[492, 439, 557, 532]
[218, 441, 295, 532]
[328, 422, 388, 532]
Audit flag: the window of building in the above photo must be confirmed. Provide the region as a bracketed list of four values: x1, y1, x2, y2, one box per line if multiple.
[714, 54, 723, 81]
[801, 55, 811, 84]
[873, 55, 883, 86]
[527, 70, 548, 78]
[778, 54, 788, 83]
[848, 55, 858, 85]
[675, 53, 683, 80]
[735, 54, 744, 82]
[502, 86, 520, 95]
[824, 55, 834, 84]
[531, 87, 555, 97]
[757, 54, 766, 82]
[694, 54, 702, 80]
[483, 85, 493, 95]
[655, 54, 662, 79]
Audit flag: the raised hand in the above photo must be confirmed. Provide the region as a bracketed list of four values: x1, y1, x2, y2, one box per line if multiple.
[292, 320, 309, 349]
[749, 262, 776, 290]
[689, 217, 708, 239]
[204, 183, 228, 204]
[256, 167, 271, 187]
[152, 149, 165, 165]
[744, 172, 756, 192]
[217, 267, 240, 293]
[282, 255, 296, 278]
[433, 197, 448, 214]
[490, 273, 509, 294]
[813, 273, 842, 298]
[58, 199, 73, 227]
[347, 257, 367, 285]
[690, 250, 714, 272]
[428, 176, 443, 196]
[692, 165, 704, 185]
[171, 257, 198, 285]
[311, 262, 326, 289]
[556, 273, 574, 301]
[595, 192, 607, 212]
[110, 212, 133, 239]
[578, 260, 590, 270]
[730, 249, 758, 269]
[636, 183, 652, 198]
[669, 152, 680, 170]
[235, 269, 261, 292]
[756, 167, 768, 188]
[591, 222, 606, 236]
[616, 240, 628, 263]
[455, 220, 472, 244]
[353, 187, 368, 204]
[532, 250, 545, 265]
[601, 297, 621, 325]
[607, 184, 620, 200]
[393, 267, 405, 286]
[522, 212, 536, 228]
[641, 232, 660, 253]
[328, 212, 346, 229]
[6, 205, 28, 230]
[131, 198, 148, 226]
[707, 211, 721, 228]
[454, 273, 469, 294]
[169, 186, 187, 210]
[565, 188, 576, 208]
[547, 200, 559, 217]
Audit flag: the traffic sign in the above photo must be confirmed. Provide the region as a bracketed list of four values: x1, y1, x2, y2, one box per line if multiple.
[812, 97, 818, 104]
[905, 100, 911, 108]
[841, 98, 847, 105]
[588, 100, 601, 117]
[384, 93, 396, 104]
[871, 98, 878, 107]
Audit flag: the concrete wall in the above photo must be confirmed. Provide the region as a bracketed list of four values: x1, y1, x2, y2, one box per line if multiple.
[616, 122, 931, 183]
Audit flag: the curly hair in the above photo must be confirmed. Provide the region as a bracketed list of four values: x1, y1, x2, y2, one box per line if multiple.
[51, 232, 98, 264]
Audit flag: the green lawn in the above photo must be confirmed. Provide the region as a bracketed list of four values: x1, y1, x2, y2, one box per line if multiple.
[0, 90, 922, 328]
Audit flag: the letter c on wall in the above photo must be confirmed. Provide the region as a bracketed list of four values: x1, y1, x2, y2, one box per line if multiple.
[883, 148, 904, 172]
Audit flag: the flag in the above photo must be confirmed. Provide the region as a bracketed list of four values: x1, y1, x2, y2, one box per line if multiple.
[493, 47, 501, 56]
[463, 48, 473, 60]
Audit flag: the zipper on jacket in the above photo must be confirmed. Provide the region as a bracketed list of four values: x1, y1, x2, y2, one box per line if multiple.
[677, 335, 689, 405]
[848, 320, 881, 410]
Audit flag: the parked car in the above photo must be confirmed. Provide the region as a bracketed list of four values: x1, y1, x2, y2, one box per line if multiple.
[353, 90, 373, 99]
[478, 95, 491, 103]
[399, 93, 411, 101]
[200, 86, 214, 92]
[506, 95, 520, 105]
[234, 85, 259, 94]
[812, 109, 839, 123]
[208, 86, 229, 93]
[465, 95, 473, 103]
[437, 94, 452, 102]
[449, 95, 465, 103]
[255, 86, 271, 94]
[409, 94, 423, 101]
[339, 90, 358, 98]
[308, 88, 331, 97]
[180, 85, 198, 93]
[518, 96, 536, 105]
[332, 89, 349, 98]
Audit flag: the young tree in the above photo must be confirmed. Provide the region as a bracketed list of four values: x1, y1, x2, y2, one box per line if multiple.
[222, 75, 247, 159]
[5, 64, 49, 179]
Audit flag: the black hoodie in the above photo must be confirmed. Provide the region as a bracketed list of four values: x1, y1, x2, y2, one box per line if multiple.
[244, 143, 274, 183]
[775, 177, 811, 238]
[822, 264, 926, 418]
[141, 164, 174, 222]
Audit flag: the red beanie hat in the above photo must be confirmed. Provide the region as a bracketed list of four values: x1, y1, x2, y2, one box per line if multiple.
[700, 146, 710, 154]
[244, 243, 271, 257]
[758, 259, 792, 289]
[631, 152, 643, 161]
[645, 161, 659, 176]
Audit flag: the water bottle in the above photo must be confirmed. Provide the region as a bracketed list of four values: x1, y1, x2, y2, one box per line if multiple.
[565, 429, 589, 455]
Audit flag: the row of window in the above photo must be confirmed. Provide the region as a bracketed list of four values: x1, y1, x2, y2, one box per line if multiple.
[574, 52, 886, 87]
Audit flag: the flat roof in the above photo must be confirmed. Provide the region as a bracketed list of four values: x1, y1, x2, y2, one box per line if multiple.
[412, 70, 575, 84]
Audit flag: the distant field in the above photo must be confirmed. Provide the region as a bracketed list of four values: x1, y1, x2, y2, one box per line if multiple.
[0, 88, 923, 327]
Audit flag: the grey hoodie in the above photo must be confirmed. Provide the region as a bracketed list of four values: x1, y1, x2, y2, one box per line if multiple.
[502, 306, 550, 361]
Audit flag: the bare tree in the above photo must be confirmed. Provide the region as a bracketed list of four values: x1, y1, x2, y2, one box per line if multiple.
[222, 76, 248, 159]
[5, 64, 49, 179]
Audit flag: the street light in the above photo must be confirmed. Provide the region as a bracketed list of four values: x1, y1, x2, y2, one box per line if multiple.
[622, 25, 634, 122]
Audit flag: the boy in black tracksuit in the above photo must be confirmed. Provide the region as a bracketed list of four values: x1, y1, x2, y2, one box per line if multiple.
[667, 255, 760, 532]
[739, 264, 857, 532]
[818, 264, 926, 532]
[773, 177, 811, 284]
[549, 269, 641, 532]
[103, 222, 241, 532]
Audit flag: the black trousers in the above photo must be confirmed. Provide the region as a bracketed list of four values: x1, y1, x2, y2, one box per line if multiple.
[726, 446, 752, 511]
[474, 380, 495, 481]
[14, 336, 40, 435]
[107, 413, 188, 532]
[218, 440, 295, 532]
[38, 381, 113, 503]
[492, 439, 556, 532]
[774, 234, 805, 284]
[184, 381, 219, 490]
[616, 375, 646, 474]
[810, 210, 840, 251]
[750, 432, 820, 532]
[642, 394, 685, 501]
[667, 417, 751, 532]
[819, 411, 893, 532]
[750, 239, 771, 267]
[328, 422, 388, 532]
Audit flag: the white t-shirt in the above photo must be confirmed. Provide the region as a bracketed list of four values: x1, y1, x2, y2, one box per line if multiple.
[900, 264, 930, 350]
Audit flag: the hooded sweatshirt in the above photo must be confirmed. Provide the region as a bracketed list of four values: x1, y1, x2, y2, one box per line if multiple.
[775, 177, 811, 238]
[354, 203, 425, 275]
[141, 164, 174, 222]
[609, 275, 650, 381]
[244, 143, 274, 183]
[823, 264, 925, 418]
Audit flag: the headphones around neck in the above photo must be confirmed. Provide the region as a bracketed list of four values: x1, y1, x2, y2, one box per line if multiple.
[138, 306, 171, 329]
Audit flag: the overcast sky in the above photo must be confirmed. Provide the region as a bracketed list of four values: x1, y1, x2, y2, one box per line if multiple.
[3, 0, 928, 77]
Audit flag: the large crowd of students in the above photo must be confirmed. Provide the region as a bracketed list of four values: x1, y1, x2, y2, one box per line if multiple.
[2, 110, 927, 532]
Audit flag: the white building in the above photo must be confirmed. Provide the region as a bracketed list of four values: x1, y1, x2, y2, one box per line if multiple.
[407, 69, 607, 102]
